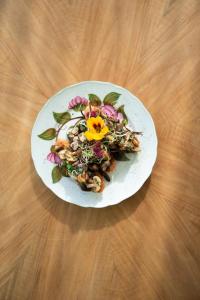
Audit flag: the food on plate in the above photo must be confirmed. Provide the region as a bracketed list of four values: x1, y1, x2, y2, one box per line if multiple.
[38, 92, 141, 192]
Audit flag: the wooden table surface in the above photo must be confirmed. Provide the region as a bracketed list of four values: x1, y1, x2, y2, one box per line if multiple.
[1, 1, 200, 299]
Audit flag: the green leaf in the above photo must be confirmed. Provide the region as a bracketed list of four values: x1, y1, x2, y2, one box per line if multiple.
[112, 151, 130, 161]
[66, 163, 74, 172]
[52, 166, 62, 183]
[50, 145, 56, 153]
[60, 166, 69, 177]
[88, 94, 101, 106]
[117, 105, 128, 125]
[73, 104, 87, 112]
[38, 128, 56, 140]
[53, 111, 71, 124]
[103, 92, 121, 106]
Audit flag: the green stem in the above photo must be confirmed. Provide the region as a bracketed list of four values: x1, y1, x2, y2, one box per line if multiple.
[56, 116, 83, 140]
[89, 103, 92, 118]
[81, 110, 85, 118]
[125, 126, 142, 135]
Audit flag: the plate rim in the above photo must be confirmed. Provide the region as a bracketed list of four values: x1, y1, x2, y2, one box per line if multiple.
[31, 80, 158, 208]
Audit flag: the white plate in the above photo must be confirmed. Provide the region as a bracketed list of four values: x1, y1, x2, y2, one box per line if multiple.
[31, 81, 157, 208]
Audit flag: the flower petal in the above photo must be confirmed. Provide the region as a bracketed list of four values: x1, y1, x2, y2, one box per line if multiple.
[95, 116, 105, 127]
[75, 96, 81, 104]
[72, 98, 77, 106]
[101, 105, 118, 119]
[68, 96, 88, 109]
[86, 117, 97, 131]
[117, 112, 124, 122]
[93, 133, 105, 140]
[84, 130, 95, 141]
[100, 126, 109, 135]
[82, 97, 88, 105]
[54, 154, 61, 164]
[47, 152, 55, 163]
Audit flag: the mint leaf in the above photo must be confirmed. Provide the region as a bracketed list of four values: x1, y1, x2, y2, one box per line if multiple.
[52, 166, 62, 183]
[38, 128, 56, 140]
[53, 111, 71, 124]
[103, 92, 121, 106]
[88, 94, 101, 106]
[60, 166, 69, 177]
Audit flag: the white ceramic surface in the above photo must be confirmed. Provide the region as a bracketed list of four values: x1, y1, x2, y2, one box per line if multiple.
[31, 81, 157, 208]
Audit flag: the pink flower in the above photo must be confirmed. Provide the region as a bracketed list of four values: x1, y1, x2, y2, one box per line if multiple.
[101, 105, 118, 120]
[117, 112, 124, 123]
[84, 106, 100, 118]
[93, 142, 103, 158]
[68, 96, 88, 109]
[101, 105, 124, 122]
[47, 152, 61, 164]
[85, 111, 97, 118]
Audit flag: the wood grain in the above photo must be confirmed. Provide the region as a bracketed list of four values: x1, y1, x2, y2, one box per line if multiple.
[0, 0, 200, 299]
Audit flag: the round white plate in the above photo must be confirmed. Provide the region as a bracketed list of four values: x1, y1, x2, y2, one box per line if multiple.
[31, 81, 157, 208]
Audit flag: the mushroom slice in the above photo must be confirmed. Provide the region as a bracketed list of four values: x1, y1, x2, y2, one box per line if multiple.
[101, 160, 110, 172]
[87, 176, 102, 193]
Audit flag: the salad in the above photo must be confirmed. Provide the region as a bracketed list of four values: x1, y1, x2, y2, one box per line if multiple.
[38, 92, 141, 192]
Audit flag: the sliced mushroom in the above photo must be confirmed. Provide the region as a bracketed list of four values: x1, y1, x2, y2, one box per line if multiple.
[66, 154, 78, 162]
[58, 149, 78, 162]
[86, 176, 102, 192]
[89, 164, 99, 171]
[101, 160, 110, 172]
[77, 172, 89, 184]
[79, 132, 86, 142]
[132, 147, 140, 152]
[77, 173, 86, 183]
[67, 127, 79, 140]
[132, 137, 139, 147]
[72, 161, 79, 166]
[71, 127, 79, 135]
[57, 149, 67, 160]
[71, 140, 79, 151]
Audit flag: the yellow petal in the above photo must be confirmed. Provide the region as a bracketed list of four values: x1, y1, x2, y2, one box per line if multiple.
[100, 126, 109, 135]
[84, 131, 104, 141]
[95, 116, 105, 127]
[84, 130, 95, 141]
[93, 133, 104, 140]
[86, 117, 97, 132]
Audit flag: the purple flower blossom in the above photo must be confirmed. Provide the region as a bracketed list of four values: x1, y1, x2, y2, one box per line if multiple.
[93, 142, 103, 158]
[47, 152, 61, 164]
[101, 105, 118, 120]
[68, 96, 88, 109]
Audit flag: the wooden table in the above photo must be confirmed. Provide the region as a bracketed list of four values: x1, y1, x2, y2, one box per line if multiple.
[1, 1, 200, 299]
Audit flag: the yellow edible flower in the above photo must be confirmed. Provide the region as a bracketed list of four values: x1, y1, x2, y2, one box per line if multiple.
[84, 116, 109, 141]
